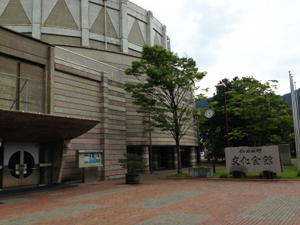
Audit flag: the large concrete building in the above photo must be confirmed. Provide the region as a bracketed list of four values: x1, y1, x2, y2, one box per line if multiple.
[0, 0, 198, 190]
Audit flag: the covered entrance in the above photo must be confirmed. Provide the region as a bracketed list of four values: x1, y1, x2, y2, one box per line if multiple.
[0, 109, 99, 190]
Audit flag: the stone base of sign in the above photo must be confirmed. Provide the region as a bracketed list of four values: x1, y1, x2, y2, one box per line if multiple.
[263, 170, 276, 179]
[232, 171, 246, 178]
[279, 144, 293, 166]
[189, 167, 213, 178]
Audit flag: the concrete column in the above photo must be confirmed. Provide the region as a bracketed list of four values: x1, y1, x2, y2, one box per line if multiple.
[147, 10, 154, 46]
[153, 153, 158, 170]
[52, 139, 70, 184]
[81, 0, 90, 47]
[141, 146, 149, 173]
[119, 0, 128, 53]
[162, 25, 167, 49]
[32, 0, 41, 39]
[167, 36, 171, 51]
[167, 152, 173, 168]
[190, 147, 197, 167]
[173, 147, 178, 169]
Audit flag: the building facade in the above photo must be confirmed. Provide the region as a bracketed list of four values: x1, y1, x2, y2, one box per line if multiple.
[0, 0, 198, 190]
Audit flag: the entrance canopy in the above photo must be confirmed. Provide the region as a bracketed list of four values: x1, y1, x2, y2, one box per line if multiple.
[0, 109, 99, 142]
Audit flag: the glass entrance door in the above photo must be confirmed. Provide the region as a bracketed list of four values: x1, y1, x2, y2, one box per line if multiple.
[3, 142, 39, 189]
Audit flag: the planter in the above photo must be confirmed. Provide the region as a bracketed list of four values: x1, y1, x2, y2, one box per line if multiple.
[189, 167, 213, 178]
[126, 173, 140, 184]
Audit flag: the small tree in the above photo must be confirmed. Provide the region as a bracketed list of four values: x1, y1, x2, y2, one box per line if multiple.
[119, 153, 148, 174]
[125, 45, 206, 174]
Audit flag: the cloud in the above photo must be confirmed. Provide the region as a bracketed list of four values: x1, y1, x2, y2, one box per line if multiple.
[129, 0, 300, 96]
[172, 1, 244, 67]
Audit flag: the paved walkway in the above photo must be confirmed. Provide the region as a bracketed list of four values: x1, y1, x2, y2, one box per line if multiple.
[1, 170, 300, 225]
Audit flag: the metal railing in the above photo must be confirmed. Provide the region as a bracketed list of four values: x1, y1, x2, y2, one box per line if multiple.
[0, 72, 31, 111]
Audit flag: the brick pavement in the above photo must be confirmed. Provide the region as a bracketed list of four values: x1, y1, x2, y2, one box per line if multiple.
[0, 170, 300, 225]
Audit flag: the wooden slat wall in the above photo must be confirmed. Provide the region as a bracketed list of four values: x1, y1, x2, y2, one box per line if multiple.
[54, 57, 127, 180]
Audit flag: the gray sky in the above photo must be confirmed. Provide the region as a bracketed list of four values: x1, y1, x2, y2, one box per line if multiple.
[130, 0, 300, 97]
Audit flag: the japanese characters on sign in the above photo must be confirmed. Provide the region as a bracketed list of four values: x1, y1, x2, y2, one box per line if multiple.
[225, 146, 283, 173]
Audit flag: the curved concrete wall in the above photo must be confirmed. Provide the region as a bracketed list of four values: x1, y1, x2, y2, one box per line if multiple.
[0, 0, 170, 55]
[0, 0, 196, 149]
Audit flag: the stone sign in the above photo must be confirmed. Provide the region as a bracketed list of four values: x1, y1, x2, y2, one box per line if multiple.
[225, 146, 283, 173]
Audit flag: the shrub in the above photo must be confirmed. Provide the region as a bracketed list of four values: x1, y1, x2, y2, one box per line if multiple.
[118, 153, 148, 174]
[220, 174, 228, 178]
[192, 165, 207, 169]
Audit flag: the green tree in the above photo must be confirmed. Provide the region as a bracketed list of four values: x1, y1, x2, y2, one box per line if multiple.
[200, 76, 293, 152]
[125, 45, 206, 174]
[226, 76, 292, 146]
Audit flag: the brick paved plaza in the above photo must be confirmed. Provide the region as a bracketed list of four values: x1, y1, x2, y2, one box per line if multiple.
[1, 170, 300, 225]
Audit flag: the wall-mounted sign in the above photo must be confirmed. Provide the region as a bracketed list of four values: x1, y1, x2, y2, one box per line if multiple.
[78, 150, 103, 168]
[225, 145, 283, 173]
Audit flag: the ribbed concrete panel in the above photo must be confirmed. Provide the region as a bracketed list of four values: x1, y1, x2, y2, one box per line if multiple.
[90, 40, 121, 52]
[127, 15, 135, 36]
[44, 0, 78, 30]
[128, 19, 145, 46]
[65, 0, 80, 29]
[137, 20, 147, 45]
[0, 0, 30, 25]
[41, 34, 81, 46]
[0, 0, 10, 17]
[19, 0, 33, 24]
[107, 8, 120, 37]
[88, 2, 102, 29]
[154, 32, 160, 45]
[42, 0, 58, 25]
[90, 7, 118, 38]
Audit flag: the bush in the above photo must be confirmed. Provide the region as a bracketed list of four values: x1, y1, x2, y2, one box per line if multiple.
[220, 174, 228, 178]
[192, 165, 207, 169]
[118, 153, 148, 174]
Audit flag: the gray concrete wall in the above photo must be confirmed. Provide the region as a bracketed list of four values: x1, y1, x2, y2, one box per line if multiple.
[0, 0, 170, 54]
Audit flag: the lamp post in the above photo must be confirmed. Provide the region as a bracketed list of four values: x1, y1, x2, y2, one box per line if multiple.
[148, 113, 153, 174]
[205, 109, 216, 173]
[215, 83, 229, 147]
[146, 94, 153, 174]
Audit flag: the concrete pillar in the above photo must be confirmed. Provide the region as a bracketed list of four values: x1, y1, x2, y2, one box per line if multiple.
[167, 36, 171, 51]
[190, 147, 197, 167]
[153, 153, 158, 170]
[81, 0, 90, 47]
[32, 0, 41, 39]
[167, 152, 173, 168]
[162, 25, 167, 49]
[119, 0, 128, 53]
[141, 146, 149, 173]
[173, 147, 178, 169]
[147, 10, 154, 46]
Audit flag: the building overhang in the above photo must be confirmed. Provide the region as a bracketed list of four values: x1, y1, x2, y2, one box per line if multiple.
[0, 109, 99, 142]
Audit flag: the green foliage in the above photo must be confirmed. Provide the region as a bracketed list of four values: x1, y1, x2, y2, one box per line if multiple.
[124, 45, 206, 174]
[226, 76, 292, 146]
[118, 153, 148, 174]
[199, 76, 293, 151]
[192, 165, 207, 168]
[219, 174, 228, 178]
